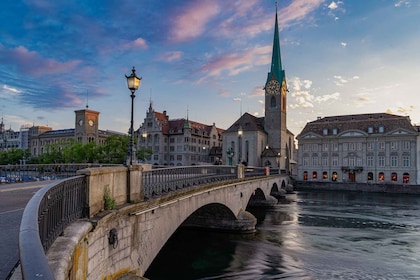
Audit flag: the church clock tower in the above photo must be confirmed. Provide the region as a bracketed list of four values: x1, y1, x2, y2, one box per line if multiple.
[264, 6, 287, 156]
[74, 108, 100, 144]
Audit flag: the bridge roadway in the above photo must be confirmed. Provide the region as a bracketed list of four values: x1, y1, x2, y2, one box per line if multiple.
[0, 180, 56, 280]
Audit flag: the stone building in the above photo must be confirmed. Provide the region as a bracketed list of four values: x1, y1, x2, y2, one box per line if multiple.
[27, 108, 121, 157]
[0, 117, 20, 151]
[136, 102, 224, 166]
[296, 113, 418, 184]
[222, 8, 295, 171]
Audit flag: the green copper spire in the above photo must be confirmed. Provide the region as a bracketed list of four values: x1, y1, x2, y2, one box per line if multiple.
[267, 6, 284, 84]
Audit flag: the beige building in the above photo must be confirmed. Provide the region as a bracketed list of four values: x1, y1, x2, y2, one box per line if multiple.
[29, 108, 121, 157]
[296, 113, 418, 185]
[137, 103, 224, 166]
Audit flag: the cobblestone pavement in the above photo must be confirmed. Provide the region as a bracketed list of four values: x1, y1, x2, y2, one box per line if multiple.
[0, 181, 54, 279]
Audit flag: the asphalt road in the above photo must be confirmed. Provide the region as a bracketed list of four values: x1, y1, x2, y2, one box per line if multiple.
[0, 181, 55, 280]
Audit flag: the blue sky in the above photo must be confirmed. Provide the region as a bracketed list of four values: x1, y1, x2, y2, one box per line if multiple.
[1, 0, 419, 136]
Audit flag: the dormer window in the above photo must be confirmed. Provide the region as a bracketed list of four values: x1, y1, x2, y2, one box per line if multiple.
[332, 128, 338, 135]
[323, 128, 328, 135]
[378, 126, 384, 133]
[368, 126, 373, 133]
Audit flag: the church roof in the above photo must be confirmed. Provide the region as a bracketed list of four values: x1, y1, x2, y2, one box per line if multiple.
[224, 112, 265, 134]
[297, 113, 417, 138]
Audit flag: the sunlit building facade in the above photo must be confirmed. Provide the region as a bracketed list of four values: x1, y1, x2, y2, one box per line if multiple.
[296, 113, 418, 185]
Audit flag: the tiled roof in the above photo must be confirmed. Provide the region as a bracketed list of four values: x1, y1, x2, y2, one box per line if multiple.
[297, 113, 417, 138]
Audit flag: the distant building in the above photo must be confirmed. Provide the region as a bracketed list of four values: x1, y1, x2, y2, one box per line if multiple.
[0, 117, 20, 151]
[296, 113, 418, 184]
[136, 102, 224, 166]
[222, 8, 296, 171]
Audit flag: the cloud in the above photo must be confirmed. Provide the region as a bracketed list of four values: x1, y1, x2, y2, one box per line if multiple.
[289, 77, 340, 109]
[328, 1, 339, 10]
[0, 46, 81, 76]
[121, 37, 148, 51]
[386, 105, 415, 115]
[158, 51, 183, 62]
[333, 75, 359, 86]
[170, 1, 220, 42]
[279, 0, 324, 27]
[394, 1, 411, 7]
[199, 46, 271, 78]
[2, 85, 22, 95]
[341, 42, 347, 47]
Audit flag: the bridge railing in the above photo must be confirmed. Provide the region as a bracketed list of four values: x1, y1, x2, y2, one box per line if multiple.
[19, 176, 87, 280]
[142, 165, 239, 199]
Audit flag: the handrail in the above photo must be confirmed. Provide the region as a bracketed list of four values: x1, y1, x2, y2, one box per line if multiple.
[19, 176, 87, 279]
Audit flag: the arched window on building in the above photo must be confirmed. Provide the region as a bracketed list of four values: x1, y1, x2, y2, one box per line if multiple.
[403, 173, 409, 184]
[367, 172, 373, 181]
[303, 171, 308, 180]
[331, 171, 338, 181]
[378, 172, 384, 182]
[323, 171, 328, 180]
[312, 171, 317, 180]
[391, 173, 397, 182]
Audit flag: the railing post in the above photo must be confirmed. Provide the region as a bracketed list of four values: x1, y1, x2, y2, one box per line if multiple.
[237, 164, 245, 179]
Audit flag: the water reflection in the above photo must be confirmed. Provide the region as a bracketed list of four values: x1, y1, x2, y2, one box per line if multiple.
[145, 191, 420, 279]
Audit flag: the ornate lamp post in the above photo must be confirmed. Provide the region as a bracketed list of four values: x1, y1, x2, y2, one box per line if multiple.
[277, 152, 281, 174]
[125, 66, 142, 165]
[227, 148, 234, 166]
[237, 125, 243, 164]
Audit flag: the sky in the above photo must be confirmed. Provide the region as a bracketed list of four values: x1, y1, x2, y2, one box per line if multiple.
[1, 0, 420, 137]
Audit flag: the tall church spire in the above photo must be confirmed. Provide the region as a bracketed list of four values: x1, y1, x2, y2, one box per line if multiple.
[267, 4, 284, 84]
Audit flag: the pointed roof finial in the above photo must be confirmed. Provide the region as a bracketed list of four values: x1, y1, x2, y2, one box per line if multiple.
[266, 1, 284, 84]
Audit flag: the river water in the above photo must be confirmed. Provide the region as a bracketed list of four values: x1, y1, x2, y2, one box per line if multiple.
[145, 190, 420, 279]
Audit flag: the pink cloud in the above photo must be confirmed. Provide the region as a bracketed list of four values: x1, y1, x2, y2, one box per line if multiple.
[1, 46, 81, 76]
[279, 0, 324, 27]
[199, 46, 271, 78]
[158, 51, 183, 62]
[170, 1, 220, 42]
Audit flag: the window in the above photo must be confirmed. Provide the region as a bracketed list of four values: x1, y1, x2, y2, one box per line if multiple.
[312, 144, 318, 151]
[378, 156, 385, 167]
[390, 156, 398, 167]
[368, 126, 373, 133]
[332, 143, 338, 151]
[357, 143, 362, 151]
[323, 171, 328, 180]
[303, 171, 308, 180]
[367, 156, 374, 167]
[379, 126, 384, 133]
[176, 155, 182, 161]
[332, 172, 338, 181]
[332, 156, 338, 166]
[303, 144, 309, 151]
[333, 128, 338, 135]
[349, 143, 355, 151]
[323, 128, 328, 135]
[403, 156, 410, 167]
[367, 172, 373, 181]
[349, 157, 355, 167]
[390, 142, 398, 150]
[312, 171, 317, 180]
[391, 173, 397, 182]
[303, 157, 309, 166]
[153, 155, 158, 160]
[312, 156, 319, 166]
[322, 157, 328, 166]
[378, 142, 385, 150]
[367, 142, 374, 150]
[403, 141, 410, 150]
[323, 143, 328, 151]
[378, 172, 384, 181]
[403, 173, 409, 184]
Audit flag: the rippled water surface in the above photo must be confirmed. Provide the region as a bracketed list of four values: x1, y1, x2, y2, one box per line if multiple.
[145, 191, 420, 279]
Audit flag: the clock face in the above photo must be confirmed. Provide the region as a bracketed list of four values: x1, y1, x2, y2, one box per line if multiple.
[88, 120, 94, 126]
[78, 120, 83, 126]
[266, 79, 280, 94]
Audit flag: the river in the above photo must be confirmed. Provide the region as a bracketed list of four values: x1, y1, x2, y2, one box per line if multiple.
[145, 190, 420, 279]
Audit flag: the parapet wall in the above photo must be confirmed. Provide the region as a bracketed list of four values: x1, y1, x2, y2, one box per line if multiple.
[295, 181, 420, 194]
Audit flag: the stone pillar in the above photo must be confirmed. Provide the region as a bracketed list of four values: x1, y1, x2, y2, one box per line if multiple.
[237, 164, 245, 179]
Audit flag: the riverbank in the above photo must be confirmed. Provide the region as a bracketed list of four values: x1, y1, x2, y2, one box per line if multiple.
[294, 181, 420, 195]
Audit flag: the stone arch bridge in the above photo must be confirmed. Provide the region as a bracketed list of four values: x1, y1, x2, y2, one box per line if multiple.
[19, 165, 291, 279]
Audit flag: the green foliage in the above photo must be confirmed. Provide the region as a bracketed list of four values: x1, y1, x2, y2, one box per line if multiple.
[103, 185, 115, 210]
[137, 147, 153, 162]
[0, 134, 132, 165]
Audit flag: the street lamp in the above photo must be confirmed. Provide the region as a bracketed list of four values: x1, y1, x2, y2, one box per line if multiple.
[125, 66, 142, 165]
[237, 125, 243, 164]
[277, 152, 281, 174]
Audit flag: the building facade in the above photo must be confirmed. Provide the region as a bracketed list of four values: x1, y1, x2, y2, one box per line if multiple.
[137, 103, 224, 166]
[222, 8, 295, 171]
[296, 113, 418, 185]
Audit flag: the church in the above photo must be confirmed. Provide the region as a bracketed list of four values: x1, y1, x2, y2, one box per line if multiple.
[222, 8, 295, 173]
